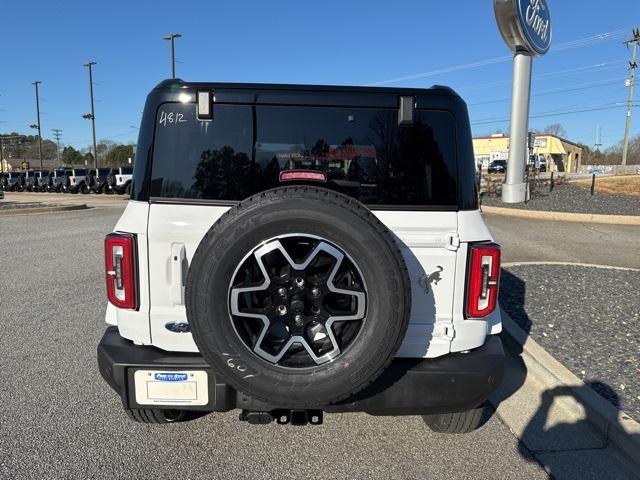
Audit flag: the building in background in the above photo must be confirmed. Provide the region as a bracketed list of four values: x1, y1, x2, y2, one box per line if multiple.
[1, 158, 11, 172]
[473, 133, 583, 173]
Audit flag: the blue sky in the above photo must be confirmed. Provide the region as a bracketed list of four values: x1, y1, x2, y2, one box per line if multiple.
[0, 0, 638, 150]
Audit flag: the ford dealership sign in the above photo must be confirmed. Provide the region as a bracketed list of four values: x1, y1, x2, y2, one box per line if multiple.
[494, 0, 552, 56]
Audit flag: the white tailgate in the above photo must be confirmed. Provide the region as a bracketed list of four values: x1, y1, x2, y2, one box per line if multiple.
[146, 204, 459, 358]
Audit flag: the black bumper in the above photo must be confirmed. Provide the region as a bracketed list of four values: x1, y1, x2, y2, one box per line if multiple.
[98, 326, 504, 415]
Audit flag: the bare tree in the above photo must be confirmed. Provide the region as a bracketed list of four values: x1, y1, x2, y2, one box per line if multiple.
[543, 123, 567, 138]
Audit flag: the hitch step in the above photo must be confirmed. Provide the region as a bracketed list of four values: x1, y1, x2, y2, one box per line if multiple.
[239, 409, 323, 426]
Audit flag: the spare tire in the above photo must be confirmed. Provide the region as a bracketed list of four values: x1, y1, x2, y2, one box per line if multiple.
[186, 187, 411, 407]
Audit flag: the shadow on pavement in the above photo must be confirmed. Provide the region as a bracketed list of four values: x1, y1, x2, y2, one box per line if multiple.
[496, 269, 637, 479]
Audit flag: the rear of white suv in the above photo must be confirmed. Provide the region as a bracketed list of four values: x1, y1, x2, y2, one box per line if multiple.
[98, 80, 504, 428]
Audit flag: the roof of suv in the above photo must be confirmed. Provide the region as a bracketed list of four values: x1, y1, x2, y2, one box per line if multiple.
[150, 79, 464, 109]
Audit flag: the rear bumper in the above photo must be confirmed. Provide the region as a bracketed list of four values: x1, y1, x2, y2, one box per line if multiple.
[97, 326, 504, 415]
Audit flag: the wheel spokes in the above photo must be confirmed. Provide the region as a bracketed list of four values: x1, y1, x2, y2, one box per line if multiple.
[229, 235, 367, 367]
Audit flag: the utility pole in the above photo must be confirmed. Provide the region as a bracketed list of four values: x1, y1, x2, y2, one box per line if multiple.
[32, 81, 43, 170]
[594, 125, 602, 151]
[622, 28, 639, 167]
[0, 136, 4, 173]
[52, 129, 62, 166]
[163, 33, 182, 79]
[83, 61, 98, 169]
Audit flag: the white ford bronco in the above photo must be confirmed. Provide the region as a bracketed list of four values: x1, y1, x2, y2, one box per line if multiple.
[98, 79, 504, 430]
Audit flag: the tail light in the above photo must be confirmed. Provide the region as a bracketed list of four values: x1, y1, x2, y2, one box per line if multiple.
[465, 243, 500, 318]
[105, 232, 138, 310]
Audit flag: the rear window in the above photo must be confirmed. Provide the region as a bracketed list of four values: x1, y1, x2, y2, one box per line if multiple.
[74, 169, 88, 176]
[120, 167, 133, 174]
[150, 103, 458, 206]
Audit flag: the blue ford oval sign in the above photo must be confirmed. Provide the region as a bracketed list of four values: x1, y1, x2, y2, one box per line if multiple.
[494, 0, 552, 56]
[517, 0, 551, 55]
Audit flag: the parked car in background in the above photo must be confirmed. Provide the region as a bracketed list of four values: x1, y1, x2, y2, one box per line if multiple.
[86, 168, 113, 194]
[35, 170, 52, 192]
[24, 171, 38, 192]
[532, 154, 546, 172]
[26, 170, 50, 192]
[487, 159, 507, 174]
[51, 168, 70, 192]
[0, 173, 9, 191]
[6, 171, 25, 191]
[539, 157, 547, 172]
[108, 166, 133, 195]
[65, 168, 89, 194]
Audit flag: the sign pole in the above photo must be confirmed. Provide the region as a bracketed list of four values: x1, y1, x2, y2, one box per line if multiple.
[502, 49, 532, 203]
[494, 0, 551, 203]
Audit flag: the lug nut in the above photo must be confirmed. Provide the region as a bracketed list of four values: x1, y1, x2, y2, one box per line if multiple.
[294, 314, 304, 326]
[311, 287, 321, 297]
[295, 277, 305, 288]
[276, 305, 287, 316]
[277, 287, 287, 297]
[311, 306, 320, 316]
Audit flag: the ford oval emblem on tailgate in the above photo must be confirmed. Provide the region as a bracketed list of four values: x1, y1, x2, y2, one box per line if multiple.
[154, 372, 188, 382]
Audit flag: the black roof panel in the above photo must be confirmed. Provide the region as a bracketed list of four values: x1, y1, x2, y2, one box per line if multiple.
[151, 78, 463, 109]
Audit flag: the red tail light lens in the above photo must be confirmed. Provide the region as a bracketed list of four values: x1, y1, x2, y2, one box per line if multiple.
[466, 243, 501, 318]
[105, 232, 138, 310]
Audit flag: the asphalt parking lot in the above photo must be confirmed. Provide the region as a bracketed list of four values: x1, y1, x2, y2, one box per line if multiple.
[0, 205, 549, 480]
[484, 213, 640, 269]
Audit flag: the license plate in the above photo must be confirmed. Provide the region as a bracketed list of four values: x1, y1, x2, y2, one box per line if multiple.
[133, 370, 208, 406]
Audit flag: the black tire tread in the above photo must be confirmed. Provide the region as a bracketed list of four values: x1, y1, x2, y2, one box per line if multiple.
[125, 408, 168, 424]
[422, 406, 485, 434]
[124, 408, 193, 424]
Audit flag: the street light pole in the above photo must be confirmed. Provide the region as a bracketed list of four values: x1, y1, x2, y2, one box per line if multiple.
[163, 33, 182, 78]
[84, 61, 98, 169]
[32, 81, 43, 170]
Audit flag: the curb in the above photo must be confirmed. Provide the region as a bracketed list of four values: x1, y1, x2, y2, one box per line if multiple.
[481, 205, 640, 225]
[500, 312, 640, 468]
[0, 204, 88, 217]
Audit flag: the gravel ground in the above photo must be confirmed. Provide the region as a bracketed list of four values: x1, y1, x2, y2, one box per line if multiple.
[482, 184, 640, 216]
[0, 206, 547, 480]
[500, 264, 640, 420]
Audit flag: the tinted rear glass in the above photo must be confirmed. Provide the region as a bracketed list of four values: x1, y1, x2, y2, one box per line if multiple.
[74, 169, 88, 176]
[120, 167, 133, 174]
[150, 103, 457, 206]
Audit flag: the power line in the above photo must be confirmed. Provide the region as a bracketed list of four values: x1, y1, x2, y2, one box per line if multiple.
[468, 77, 624, 106]
[367, 27, 634, 86]
[458, 60, 627, 93]
[471, 102, 637, 126]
